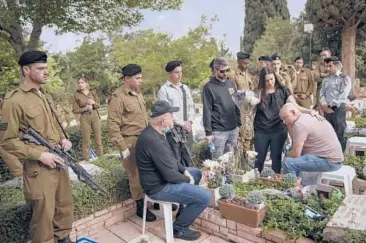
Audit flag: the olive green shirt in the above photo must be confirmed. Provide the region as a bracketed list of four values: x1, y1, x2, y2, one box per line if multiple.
[107, 86, 148, 151]
[72, 89, 101, 116]
[293, 68, 314, 97]
[1, 82, 64, 161]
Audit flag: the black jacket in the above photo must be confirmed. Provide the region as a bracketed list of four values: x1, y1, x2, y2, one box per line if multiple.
[135, 125, 190, 195]
[202, 76, 241, 136]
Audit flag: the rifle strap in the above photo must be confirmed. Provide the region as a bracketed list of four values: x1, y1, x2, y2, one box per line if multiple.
[42, 91, 69, 140]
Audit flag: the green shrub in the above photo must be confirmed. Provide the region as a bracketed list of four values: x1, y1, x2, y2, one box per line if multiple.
[191, 141, 206, 168]
[234, 181, 343, 241]
[0, 156, 130, 243]
[343, 155, 366, 179]
[354, 117, 366, 128]
[0, 158, 14, 183]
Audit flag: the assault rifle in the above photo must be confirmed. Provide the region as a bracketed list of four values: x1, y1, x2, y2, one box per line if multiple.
[22, 127, 107, 196]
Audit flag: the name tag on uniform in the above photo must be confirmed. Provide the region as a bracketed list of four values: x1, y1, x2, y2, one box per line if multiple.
[228, 88, 235, 95]
[0, 122, 8, 131]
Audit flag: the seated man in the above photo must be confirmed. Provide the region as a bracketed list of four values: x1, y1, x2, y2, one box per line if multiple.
[280, 103, 343, 177]
[135, 100, 210, 241]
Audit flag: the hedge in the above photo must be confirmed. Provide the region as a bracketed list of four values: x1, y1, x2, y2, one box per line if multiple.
[0, 156, 130, 243]
[0, 120, 116, 184]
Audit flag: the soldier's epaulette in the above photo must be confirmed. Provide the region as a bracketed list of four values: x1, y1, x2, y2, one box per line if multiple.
[4, 89, 18, 99]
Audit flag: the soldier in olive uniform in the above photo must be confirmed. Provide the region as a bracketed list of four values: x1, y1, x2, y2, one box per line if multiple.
[271, 54, 293, 92]
[0, 98, 23, 177]
[73, 77, 103, 161]
[229, 52, 253, 152]
[107, 64, 156, 222]
[293, 57, 315, 108]
[199, 59, 215, 103]
[252, 56, 272, 89]
[1, 51, 74, 243]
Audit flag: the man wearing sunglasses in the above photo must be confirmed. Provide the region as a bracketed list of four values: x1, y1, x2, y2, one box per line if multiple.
[202, 57, 241, 160]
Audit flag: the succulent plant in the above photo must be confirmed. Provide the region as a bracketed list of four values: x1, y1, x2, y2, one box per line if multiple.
[247, 190, 265, 205]
[260, 167, 275, 178]
[219, 184, 235, 199]
[283, 173, 298, 184]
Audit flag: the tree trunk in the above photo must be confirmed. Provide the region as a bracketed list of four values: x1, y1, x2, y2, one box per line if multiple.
[341, 24, 357, 96]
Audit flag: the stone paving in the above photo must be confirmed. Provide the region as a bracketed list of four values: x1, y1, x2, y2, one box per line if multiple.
[85, 214, 232, 243]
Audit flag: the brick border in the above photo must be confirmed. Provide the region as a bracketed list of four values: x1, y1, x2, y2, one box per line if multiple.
[192, 208, 315, 243]
[70, 199, 136, 240]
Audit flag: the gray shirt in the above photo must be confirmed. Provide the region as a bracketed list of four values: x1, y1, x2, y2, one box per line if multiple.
[157, 81, 195, 126]
[319, 71, 351, 107]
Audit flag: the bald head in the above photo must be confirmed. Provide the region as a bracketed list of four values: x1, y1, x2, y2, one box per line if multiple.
[280, 103, 301, 126]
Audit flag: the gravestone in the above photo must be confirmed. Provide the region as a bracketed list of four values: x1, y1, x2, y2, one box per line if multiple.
[323, 195, 366, 241]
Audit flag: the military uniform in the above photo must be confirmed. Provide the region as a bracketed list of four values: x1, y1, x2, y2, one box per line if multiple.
[0, 100, 23, 177]
[314, 60, 328, 107]
[276, 71, 293, 92]
[230, 52, 254, 152]
[293, 68, 314, 108]
[281, 64, 297, 86]
[1, 51, 74, 243]
[73, 89, 103, 160]
[107, 64, 156, 221]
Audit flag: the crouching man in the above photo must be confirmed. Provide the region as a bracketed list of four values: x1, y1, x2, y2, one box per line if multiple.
[135, 100, 210, 241]
[280, 103, 343, 177]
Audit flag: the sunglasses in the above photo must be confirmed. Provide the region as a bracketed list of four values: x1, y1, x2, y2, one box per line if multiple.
[218, 68, 230, 74]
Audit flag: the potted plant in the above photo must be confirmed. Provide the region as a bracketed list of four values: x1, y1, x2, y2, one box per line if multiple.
[202, 160, 224, 207]
[259, 168, 302, 186]
[217, 185, 266, 228]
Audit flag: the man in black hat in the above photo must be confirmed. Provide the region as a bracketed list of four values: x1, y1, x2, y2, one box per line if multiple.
[319, 56, 351, 151]
[271, 53, 293, 91]
[135, 100, 210, 241]
[108, 64, 157, 222]
[1, 50, 75, 243]
[157, 60, 195, 165]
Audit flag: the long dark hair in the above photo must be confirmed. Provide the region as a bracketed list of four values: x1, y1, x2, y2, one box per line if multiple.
[257, 67, 285, 106]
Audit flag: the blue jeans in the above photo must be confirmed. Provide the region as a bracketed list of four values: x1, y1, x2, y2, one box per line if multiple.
[212, 127, 239, 160]
[149, 167, 210, 232]
[283, 154, 342, 177]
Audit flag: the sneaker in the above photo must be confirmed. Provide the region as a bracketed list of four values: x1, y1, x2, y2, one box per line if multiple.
[174, 228, 201, 241]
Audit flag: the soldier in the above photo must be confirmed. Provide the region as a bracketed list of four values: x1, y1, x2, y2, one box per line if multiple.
[271, 54, 293, 92]
[280, 62, 297, 87]
[229, 52, 253, 152]
[107, 64, 157, 222]
[0, 98, 23, 177]
[314, 47, 332, 110]
[252, 56, 272, 89]
[293, 57, 314, 109]
[199, 59, 215, 103]
[72, 76, 103, 161]
[1, 51, 74, 243]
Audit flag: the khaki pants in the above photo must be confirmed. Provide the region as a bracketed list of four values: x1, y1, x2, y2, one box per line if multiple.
[0, 146, 23, 177]
[23, 160, 74, 243]
[238, 110, 253, 152]
[122, 136, 144, 201]
[80, 110, 103, 160]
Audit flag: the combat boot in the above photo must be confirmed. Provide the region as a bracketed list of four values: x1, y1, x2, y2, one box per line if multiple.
[136, 199, 157, 222]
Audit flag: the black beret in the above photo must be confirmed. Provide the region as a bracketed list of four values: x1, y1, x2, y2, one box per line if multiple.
[18, 51, 47, 66]
[209, 59, 215, 69]
[324, 56, 339, 63]
[121, 64, 142, 77]
[237, 52, 250, 59]
[165, 60, 182, 72]
[271, 54, 281, 61]
[259, 56, 272, 61]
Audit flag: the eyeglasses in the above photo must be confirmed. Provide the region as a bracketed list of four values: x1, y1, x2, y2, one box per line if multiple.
[218, 68, 230, 74]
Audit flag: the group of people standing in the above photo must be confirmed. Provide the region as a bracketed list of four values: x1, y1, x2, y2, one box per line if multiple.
[0, 45, 354, 243]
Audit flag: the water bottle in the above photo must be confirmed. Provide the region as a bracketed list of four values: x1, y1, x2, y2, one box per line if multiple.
[209, 142, 215, 152]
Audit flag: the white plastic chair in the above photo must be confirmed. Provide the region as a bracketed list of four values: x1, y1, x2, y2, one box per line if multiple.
[316, 165, 356, 196]
[142, 194, 179, 243]
[345, 136, 366, 155]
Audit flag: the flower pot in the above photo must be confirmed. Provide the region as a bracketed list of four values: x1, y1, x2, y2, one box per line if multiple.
[207, 187, 220, 207]
[217, 199, 266, 228]
[260, 174, 302, 186]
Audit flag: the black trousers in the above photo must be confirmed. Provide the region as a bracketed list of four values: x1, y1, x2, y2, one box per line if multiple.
[166, 126, 193, 167]
[324, 103, 347, 151]
[254, 129, 288, 174]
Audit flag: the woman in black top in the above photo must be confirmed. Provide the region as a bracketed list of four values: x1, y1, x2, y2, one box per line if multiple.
[253, 67, 319, 173]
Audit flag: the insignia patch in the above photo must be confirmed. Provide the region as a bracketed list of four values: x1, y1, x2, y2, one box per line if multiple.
[0, 122, 8, 131]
